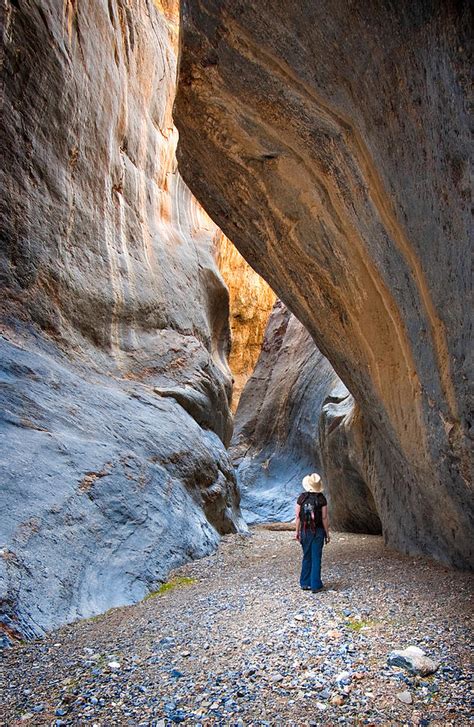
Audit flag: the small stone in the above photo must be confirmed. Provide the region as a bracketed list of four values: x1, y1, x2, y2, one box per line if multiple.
[335, 670, 352, 685]
[270, 673, 284, 683]
[330, 694, 345, 706]
[107, 661, 121, 670]
[294, 615, 304, 622]
[180, 650, 191, 657]
[397, 690, 413, 704]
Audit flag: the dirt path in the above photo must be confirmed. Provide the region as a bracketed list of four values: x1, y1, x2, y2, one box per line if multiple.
[1, 528, 472, 726]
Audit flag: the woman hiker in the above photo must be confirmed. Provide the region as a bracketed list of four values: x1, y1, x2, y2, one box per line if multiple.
[295, 472, 330, 593]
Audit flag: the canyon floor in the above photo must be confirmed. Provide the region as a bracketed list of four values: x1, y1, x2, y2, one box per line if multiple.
[1, 528, 472, 727]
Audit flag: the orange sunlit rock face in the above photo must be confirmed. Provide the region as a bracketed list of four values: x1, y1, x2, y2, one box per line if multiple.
[215, 233, 276, 411]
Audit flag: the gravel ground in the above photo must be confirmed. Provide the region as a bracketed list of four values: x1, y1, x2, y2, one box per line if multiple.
[1, 527, 473, 726]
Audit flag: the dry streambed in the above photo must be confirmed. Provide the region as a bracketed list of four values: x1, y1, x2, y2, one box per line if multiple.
[0, 529, 472, 726]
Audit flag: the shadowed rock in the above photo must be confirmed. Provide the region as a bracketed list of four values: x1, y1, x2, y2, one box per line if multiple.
[232, 301, 381, 532]
[231, 301, 338, 523]
[175, 0, 473, 568]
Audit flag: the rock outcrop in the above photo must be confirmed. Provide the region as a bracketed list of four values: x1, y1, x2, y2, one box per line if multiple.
[175, 1, 473, 567]
[215, 234, 275, 411]
[319, 384, 383, 535]
[0, 0, 244, 641]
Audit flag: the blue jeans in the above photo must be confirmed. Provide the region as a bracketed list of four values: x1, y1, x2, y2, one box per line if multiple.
[300, 527, 325, 590]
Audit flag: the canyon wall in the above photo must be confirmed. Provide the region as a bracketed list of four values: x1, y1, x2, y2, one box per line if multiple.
[215, 234, 275, 411]
[0, 0, 244, 642]
[175, 0, 473, 567]
[232, 301, 381, 532]
[232, 301, 337, 523]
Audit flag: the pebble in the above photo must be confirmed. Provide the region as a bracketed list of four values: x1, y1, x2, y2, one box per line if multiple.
[397, 690, 413, 704]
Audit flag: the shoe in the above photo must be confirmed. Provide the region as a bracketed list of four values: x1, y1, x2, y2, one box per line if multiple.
[311, 587, 323, 593]
[301, 586, 311, 591]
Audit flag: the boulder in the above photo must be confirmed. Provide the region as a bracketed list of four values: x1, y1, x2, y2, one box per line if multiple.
[175, 0, 473, 568]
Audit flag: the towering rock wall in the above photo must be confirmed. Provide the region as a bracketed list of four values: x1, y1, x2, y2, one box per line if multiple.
[232, 301, 381, 532]
[175, 0, 473, 568]
[0, 0, 244, 641]
[215, 234, 276, 411]
[232, 301, 338, 522]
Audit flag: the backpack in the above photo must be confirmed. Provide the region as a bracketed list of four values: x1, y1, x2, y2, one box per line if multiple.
[300, 492, 323, 530]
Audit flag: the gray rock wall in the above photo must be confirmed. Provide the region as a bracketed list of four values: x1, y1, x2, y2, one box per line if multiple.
[232, 301, 381, 534]
[175, 0, 473, 568]
[0, 0, 244, 641]
[232, 301, 338, 523]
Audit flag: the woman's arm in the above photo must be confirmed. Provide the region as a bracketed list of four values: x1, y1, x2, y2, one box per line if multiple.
[322, 505, 330, 543]
[295, 503, 301, 540]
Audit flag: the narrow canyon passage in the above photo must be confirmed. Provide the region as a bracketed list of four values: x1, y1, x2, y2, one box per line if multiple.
[1, 7, 472, 724]
[1, 529, 472, 726]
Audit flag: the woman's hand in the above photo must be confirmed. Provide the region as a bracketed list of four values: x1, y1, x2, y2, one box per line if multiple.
[294, 531, 300, 542]
[325, 533, 331, 544]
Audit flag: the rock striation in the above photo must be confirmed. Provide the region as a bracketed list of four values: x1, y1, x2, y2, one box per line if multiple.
[0, 0, 244, 641]
[175, 0, 473, 568]
[215, 234, 276, 411]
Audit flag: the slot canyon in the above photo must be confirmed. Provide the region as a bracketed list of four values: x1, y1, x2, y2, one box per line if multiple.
[0, 0, 472, 724]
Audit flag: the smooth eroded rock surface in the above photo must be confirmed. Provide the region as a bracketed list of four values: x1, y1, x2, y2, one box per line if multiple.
[319, 384, 382, 535]
[0, 0, 244, 640]
[232, 301, 381, 532]
[175, 0, 473, 567]
[231, 301, 340, 523]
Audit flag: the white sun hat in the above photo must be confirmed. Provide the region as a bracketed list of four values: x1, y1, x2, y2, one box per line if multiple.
[302, 472, 323, 493]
